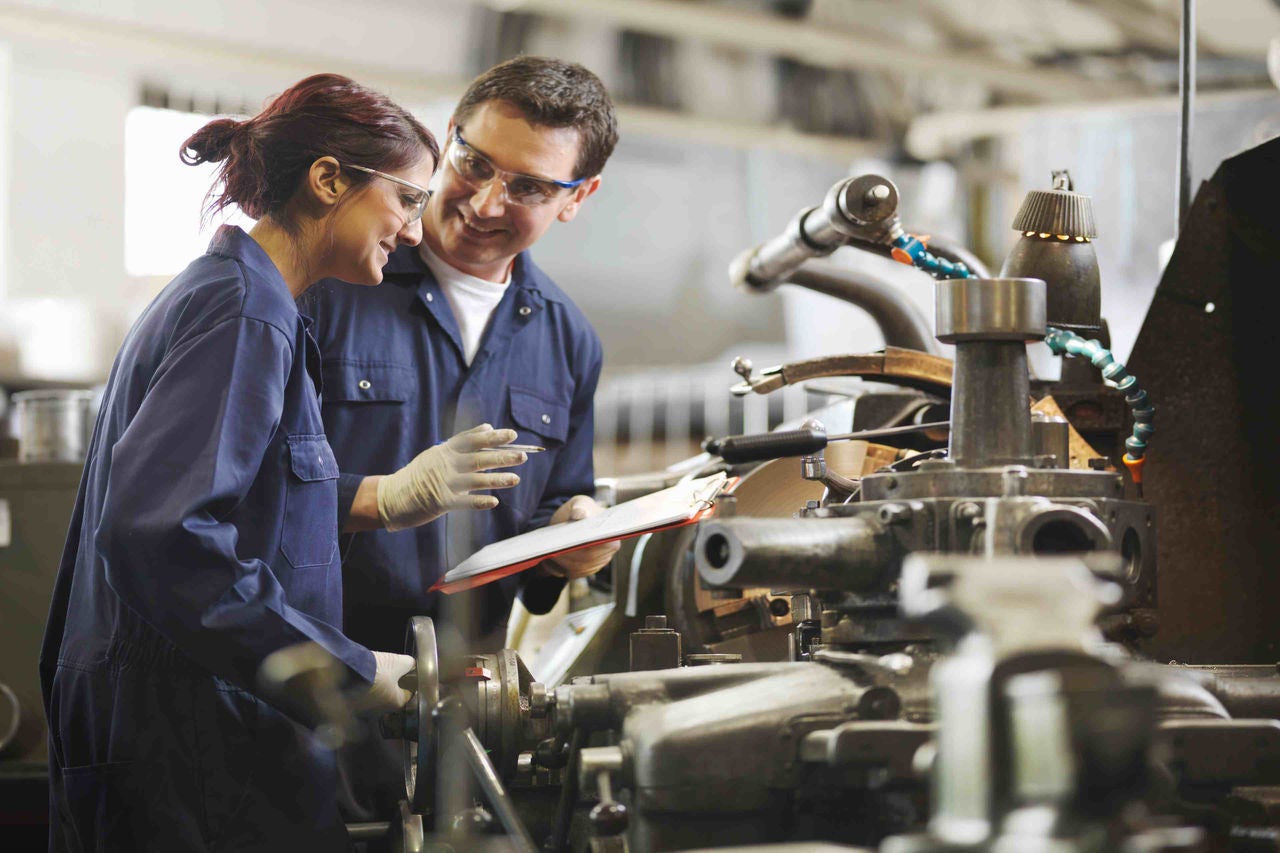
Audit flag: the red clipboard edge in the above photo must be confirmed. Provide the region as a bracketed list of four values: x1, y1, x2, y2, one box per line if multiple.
[430, 496, 727, 595]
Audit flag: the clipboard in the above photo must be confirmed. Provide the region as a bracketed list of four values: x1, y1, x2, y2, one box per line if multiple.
[431, 473, 733, 595]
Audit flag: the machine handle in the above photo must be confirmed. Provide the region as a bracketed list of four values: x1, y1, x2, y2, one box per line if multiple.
[706, 429, 828, 464]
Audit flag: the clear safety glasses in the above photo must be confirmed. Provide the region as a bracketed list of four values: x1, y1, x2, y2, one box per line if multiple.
[344, 164, 432, 224]
[446, 129, 587, 207]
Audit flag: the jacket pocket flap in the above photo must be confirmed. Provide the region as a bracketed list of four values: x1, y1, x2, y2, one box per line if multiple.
[321, 362, 414, 403]
[509, 387, 570, 443]
[288, 434, 339, 482]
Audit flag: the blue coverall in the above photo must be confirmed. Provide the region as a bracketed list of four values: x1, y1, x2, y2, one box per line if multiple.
[307, 244, 604, 653]
[305, 245, 602, 820]
[40, 226, 374, 852]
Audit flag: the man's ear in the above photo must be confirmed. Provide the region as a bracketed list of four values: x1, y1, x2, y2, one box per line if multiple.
[305, 156, 347, 209]
[557, 175, 601, 223]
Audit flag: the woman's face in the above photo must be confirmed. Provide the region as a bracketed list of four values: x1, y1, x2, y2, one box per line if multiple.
[323, 153, 436, 286]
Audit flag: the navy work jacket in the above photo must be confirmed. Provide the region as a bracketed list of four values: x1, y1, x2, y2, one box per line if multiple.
[41, 226, 372, 851]
[307, 245, 602, 643]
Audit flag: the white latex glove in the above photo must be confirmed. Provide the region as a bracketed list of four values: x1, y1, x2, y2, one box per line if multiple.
[356, 651, 416, 714]
[545, 495, 620, 580]
[377, 424, 525, 531]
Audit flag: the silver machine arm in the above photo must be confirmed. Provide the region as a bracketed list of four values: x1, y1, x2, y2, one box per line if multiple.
[729, 173, 990, 356]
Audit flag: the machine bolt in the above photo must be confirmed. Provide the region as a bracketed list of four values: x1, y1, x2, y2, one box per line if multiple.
[878, 503, 912, 525]
[534, 737, 571, 770]
[1002, 465, 1029, 496]
[768, 597, 791, 617]
[955, 501, 982, 522]
[857, 686, 902, 720]
[529, 682, 550, 719]
[732, 356, 753, 382]
[589, 801, 629, 836]
[1133, 609, 1160, 637]
[866, 183, 891, 203]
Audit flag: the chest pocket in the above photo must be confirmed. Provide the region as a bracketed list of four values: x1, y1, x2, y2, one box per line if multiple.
[508, 386, 570, 446]
[320, 362, 415, 404]
[281, 434, 340, 569]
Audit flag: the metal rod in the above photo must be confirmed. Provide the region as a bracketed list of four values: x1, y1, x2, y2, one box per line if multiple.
[827, 421, 951, 443]
[460, 726, 539, 853]
[345, 822, 391, 841]
[1176, 0, 1196, 232]
[550, 730, 585, 852]
[786, 266, 940, 355]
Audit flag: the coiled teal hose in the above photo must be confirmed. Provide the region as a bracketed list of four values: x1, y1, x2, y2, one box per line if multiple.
[1044, 326, 1154, 489]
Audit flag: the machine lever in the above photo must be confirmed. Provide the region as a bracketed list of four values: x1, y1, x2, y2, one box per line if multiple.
[706, 421, 950, 465]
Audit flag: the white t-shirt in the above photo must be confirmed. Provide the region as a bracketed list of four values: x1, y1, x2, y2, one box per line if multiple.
[419, 245, 511, 366]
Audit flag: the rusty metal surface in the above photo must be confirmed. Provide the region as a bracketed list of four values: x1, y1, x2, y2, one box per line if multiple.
[1128, 138, 1280, 664]
[740, 348, 953, 396]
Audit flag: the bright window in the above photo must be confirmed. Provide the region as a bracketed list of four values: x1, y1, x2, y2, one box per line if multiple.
[124, 106, 254, 277]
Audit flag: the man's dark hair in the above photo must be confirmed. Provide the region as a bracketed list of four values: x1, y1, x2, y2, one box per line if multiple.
[454, 56, 619, 181]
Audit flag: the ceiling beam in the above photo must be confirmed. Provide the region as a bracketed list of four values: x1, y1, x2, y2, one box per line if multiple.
[483, 0, 1149, 101]
[0, 2, 877, 163]
[905, 86, 1275, 159]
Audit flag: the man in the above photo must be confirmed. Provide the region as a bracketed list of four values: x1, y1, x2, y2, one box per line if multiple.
[305, 56, 620, 818]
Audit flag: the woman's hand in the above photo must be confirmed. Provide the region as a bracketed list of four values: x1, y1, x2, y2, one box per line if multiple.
[357, 651, 416, 713]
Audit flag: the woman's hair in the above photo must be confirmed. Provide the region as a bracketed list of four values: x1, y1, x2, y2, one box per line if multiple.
[181, 73, 438, 223]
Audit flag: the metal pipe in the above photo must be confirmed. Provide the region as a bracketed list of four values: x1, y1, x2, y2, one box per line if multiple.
[733, 175, 901, 291]
[696, 517, 892, 592]
[1175, 665, 1280, 719]
[1155, 673, 1230, 721]
[1177, 0, 1196, 231]
[345, 822, 391, 841]
[460, 726, 538, 852]
[787, 265, 940, 355]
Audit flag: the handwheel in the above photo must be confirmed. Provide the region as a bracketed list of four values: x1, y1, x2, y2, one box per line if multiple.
[403, 616, 440, 816]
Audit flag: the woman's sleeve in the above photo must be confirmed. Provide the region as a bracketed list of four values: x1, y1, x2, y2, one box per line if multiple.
[96, 314, 376, 692]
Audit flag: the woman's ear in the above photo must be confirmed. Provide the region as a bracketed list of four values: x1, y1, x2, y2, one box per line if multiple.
[305, 156, 347, 208]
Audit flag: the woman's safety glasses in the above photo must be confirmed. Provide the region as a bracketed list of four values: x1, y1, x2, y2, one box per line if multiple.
[446, 129, 586, 207]
[344, 164, 432, 224]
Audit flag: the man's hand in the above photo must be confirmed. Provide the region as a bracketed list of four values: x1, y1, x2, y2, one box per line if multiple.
[377, 424, 527, 531]
[543, 495, 619, 580]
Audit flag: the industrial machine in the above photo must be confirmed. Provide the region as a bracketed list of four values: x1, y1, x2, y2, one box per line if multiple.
[256, 139, 1280, 852]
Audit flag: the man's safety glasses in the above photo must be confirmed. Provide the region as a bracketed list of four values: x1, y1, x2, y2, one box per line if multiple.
[446, 129, 586, 207]
[344, 164, 432, 224]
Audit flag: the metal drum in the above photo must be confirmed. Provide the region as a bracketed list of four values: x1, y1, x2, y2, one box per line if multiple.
[12, 389, 96, 463]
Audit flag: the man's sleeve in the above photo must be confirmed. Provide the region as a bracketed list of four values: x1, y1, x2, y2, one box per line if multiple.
[96, 315, 376, 694]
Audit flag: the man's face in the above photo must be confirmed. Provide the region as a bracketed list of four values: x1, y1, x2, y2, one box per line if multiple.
[421, 100, 600, 282]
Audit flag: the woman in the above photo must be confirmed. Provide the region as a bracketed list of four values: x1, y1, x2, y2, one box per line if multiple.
[40, 74, 526, 851]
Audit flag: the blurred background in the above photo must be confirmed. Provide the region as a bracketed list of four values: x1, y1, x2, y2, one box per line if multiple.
[0, 0, 1277, 474]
